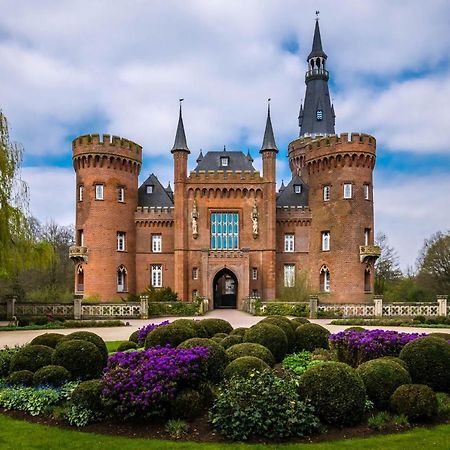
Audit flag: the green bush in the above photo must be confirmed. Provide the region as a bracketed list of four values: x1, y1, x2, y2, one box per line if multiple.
[311, 348, 337, 361]
[33, 365, 71, 387]
[291, 317, 310, 328]
[197, 381, 218, 407]
[30, 333, 65, 348]
[148, 301, 199, 316]
[178, 338, 228, 382]
[0, 347, 21, 377]
[210, 370, 320, 440]
[145, 322, 198, 349]
[144, 285, 178, 302]
[294, 323, 330, 352]
[376, 356, 408, 370]
[298, 362, 367, 425]
[60, 332, 108, 365]
[116, 341, 138, 352]
[226, 343, 275, 366]
[171, 319, 208, 338]
[199, 318, 233, 337]
[230, 327, 247, 336]
[8, 370, 34, 386]
[220, 335, 242, 349]
[356, 359, 411, 409]
[63, 320, 125, 328]
[10, 345, 54, 373]
[213, 332, 229, 339]
[259, 302, 309, 317]
[170, 388, 203, 420]
[71, 379, 104, 412]
[436, 392, 450, 417]
[212, 336, 224, 344]
[390, 384, 438, 421]
[53, 340, 104, 380]
[165, 419, 189, 439]
[428, 332, 450, 340]
[260, 316, 295, 351]
[345, 327, 366, 333]
[243, 323, 287, 363]
[399, 336, 450, 392]
[128, 330, 139, 344]
[224, 356, 270, 379]
[282, 351, 324, 376]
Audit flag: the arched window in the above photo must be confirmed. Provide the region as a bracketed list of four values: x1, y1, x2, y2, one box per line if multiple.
[320, 266, 330, 292]
[76, 265, 84, 293]
[364, 268, 371, 292]
[117, 265, 127, 293]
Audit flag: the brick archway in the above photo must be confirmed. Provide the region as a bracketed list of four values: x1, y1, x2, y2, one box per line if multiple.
[213, 268, 238, 309]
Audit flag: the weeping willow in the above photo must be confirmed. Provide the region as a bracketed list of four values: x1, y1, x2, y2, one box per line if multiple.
[0, 111, 53, 280]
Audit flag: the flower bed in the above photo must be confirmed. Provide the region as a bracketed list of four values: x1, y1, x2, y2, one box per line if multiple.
[136, 320, 170, 345]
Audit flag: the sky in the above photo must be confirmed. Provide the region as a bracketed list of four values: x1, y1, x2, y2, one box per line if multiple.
[1, 0, 449, 271]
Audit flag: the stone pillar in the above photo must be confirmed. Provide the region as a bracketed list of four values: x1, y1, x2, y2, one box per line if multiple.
[309, 295, 318, 319]
[437, 295, 448, 317]
[6, 296, 16, 320]
[373, 295, 383, 317]
[140, 295, 149, 319]
[73, 298, 82, 320]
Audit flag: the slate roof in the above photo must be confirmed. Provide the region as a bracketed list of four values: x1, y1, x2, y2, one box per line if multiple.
[260, 103, 278, 152]
[193, 150, 256, 172]
[171, 103, 189, 153]
[276, 174, 309, 207]
[307, 20, 327, 59]
[138, 173, 174, 207]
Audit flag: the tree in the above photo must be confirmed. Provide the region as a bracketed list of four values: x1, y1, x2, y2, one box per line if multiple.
[0, 111, 52, 282]
[374, 232, 402, 295]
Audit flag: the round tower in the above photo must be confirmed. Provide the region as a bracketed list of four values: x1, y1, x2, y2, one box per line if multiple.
[70, 134, 142, 301]
[288, 133, 380, 303]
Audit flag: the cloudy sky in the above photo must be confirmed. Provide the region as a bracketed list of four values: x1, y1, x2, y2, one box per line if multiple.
[1, 0, 449, 270]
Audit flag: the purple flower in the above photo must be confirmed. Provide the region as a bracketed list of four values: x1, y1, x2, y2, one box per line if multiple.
[137, 320, 170, 344]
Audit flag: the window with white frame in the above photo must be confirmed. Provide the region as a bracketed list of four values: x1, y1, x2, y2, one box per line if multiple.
[117, 232, 126, 251]
[252, 267, 258, 280]
[146, 185, 153, 194]
[117, 186, 125, 203]
[320, 266, 330, 292]
[151, 264, 162, 287]
[117, 266, 127, 292]
[284, 234, 295, 252]
[364, 184, 370, 200]
[364, 228, 371, 246]
[95, 184, 104, 200]
[294, 184, 302, 194]
[284, 264, 295, 287]
[220, 156, 229, 167]
[78, 185, 84, 202]
[323, 185, 330, 201]
[316, 110, 323, 121]
[152, 234, 162, 253]
[192, 267, 199, 280]
[210, 212, 239, 250]
[321, 231, 330, 251]
[343, 183, 352, 199]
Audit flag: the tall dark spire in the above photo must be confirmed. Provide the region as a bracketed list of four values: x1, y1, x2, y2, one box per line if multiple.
[171, 99, 190, 153]
[299, 17, 335, 137]
[260, 99, 278, 153]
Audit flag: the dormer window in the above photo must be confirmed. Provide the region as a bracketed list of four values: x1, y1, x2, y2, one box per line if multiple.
[220, 157, 229, 167]
[316, 110, 323, 121]
[294, 184, 302, 194]
[146, 185, 154, 194]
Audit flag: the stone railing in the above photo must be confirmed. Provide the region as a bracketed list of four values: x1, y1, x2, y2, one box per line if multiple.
[317, 303, 376, 318]
[78, 302, 143, 320]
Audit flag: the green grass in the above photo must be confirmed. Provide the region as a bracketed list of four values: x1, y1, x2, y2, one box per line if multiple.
[0, 414, 449, 449]
[106, 341, 123, 353]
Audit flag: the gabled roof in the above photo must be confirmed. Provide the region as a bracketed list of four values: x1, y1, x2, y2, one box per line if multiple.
[138, 173, 174, 207]
[193, 151, 256, 172]
[276, 174, 309, 207]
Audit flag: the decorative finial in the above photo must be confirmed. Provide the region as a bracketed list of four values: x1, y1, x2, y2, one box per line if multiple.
[315, 10, 320, 21]
[223, 145, 226, 152]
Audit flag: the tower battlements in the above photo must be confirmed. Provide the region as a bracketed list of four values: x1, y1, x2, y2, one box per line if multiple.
[188, 169, 263, 183]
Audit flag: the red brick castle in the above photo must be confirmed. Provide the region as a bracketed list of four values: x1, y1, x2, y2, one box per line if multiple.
[69, 20, 381, 306]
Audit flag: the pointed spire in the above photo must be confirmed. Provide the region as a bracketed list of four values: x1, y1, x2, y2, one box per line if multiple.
[308, 16, 327, 60]
[298, 103, 304, 127]
[260, 99, 278, 153]
[246, 148, 253, 162]
[166, 181, 172, 193]
[171, 99, 190, 153]
[196, 149, 203, 162]
[279, 180, 286, 192]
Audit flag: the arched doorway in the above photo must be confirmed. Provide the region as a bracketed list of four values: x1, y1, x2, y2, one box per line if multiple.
[213, 268, 238, 309]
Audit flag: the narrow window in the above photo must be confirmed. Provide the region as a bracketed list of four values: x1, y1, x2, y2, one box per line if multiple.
[252, 267, 258, 280]
[284, 234, 295, 252]
[78, 185, 84, 202]
[117, 232, 126, 251]
[95, 184, 104, 200]
[320, 266, 330, 292]
[192, 267, 199, 280]
[76, 265, 84, 293]
[192, 290, 198, 300]
[364, 269, 371, 292]
[117, 186, 125, 203]
[294, 184, 302, 194]
[284, 264, 295, 287]
[152, 234, 162, 253]
[146, 185, 154, 194]
[364, 184, 370, 200]
[252, 289, 259, 297]
[323, 185, 330, 201]
[321, 231, 330, 251]
[316, 110, 323, 121]
[77, 230, 84, 247]
[151, 264, 162, 287]
[343, 183, 352, 199]
[220, 157, 229, 167]
[364, 228, 371, 246]
[117, 266, 127, 292]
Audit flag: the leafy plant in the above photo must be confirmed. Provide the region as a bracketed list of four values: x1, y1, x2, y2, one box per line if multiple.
[368, 411, 392, 431]
[165, 419, 189, 439]
[0, 346, 23, 377]
[65, 404, 96, 427]
[282, 351, 324, 376]
[436, 392, 450, 417]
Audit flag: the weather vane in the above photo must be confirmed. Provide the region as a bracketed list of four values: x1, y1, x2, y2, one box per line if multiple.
[315, 10, 320, 20]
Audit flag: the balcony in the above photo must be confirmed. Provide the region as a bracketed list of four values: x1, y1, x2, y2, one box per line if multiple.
[69, 246, 88, 262]
[359, 245, 381, 263]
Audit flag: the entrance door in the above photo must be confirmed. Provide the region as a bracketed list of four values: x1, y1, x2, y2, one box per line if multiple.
[213, 269, 238, 309]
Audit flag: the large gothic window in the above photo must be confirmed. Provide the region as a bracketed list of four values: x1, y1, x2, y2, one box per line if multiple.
[210, 212, 239, 250]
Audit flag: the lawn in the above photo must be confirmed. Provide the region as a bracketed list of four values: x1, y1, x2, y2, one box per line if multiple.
[0, 414, 449, 450]
[106, 340, 123, 352]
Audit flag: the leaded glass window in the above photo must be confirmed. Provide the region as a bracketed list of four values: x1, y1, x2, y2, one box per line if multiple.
[210, 212, 239, 250]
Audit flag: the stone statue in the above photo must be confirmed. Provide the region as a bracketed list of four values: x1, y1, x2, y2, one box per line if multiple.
[251, 201, 258, 238]
[192, 200, 199, 238]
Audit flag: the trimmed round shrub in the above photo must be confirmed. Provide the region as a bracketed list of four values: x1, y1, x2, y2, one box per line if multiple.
[226, 343, 275, 367]
[262, 315, 294, 329]
[345, 327, 366, 333]
[224, 356, 270, 379]
[8, 370, 34, 386]
[9, 345, 54, 373]
[312, 348, 337, 361]
[428, 332, 450, 341]
[213, 332, 229, 339]
[291, 317, 310, 328]
[220, 335, 242, 349]
[243, 323, 288, 363]
[60, 331, 108, 365]
[390, 384, 438, 421]
[178, 338, 228, 382]
[116, 341, 138, 352]
[298, 362, 366, 425]
[212, 336, 224, 344]
[53, 340, 104, 380]
[294, 323, 330, 352]
[171, 319, 208, 338]
[30, 333, 65, 349]
[230, 327, 248, 336]
[377, 356, 409, 370]
[199, 318, 233, 337]
[129, 330, 139, 343]
[399, 336, 450, 392]
[356, 359, 411, 409]
[170, 388, 203, 419]
[71, 379, 104, 412]
[261, 317, 295, 351]
[33, 365, 70, 387]
[145, 322, 197, 349]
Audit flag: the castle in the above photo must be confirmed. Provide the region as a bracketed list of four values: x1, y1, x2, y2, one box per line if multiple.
[69, 19, 381, 306]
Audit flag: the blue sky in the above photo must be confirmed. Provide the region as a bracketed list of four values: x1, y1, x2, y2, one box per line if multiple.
[1, 0, 449, 270]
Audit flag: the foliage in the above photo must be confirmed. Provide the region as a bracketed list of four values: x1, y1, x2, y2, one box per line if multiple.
[129, 330, 139, 343]
[102, 346, 209, 419]
[210, 370, 320, 440]
[383, 277, 434, 302]
[33, 365, 71, 387]
[170, 388, 203, 420]
[137, 320, 170, 345]
[220, 335, 242, 349]
[298, 362, 367, 425]
[144, 286, 178, 302]
[282, 351, 324, 376]
[291, 317, 310, 328]
[8, 370, 34, 386]
[62, 320, 126, 328]
[377, 356, 408, 370]
[71, 379, 104, 412]
[30, 333, 65, 348]
[229, 327, 247, 336]
[368, 411, 409, 431]
[257, 302, 309, 317]
[374, 232, 403, 295]
[145, 322, 198, 349]
[330, 317, 450, 328]
[10, 344, 54, 373]
[0, 346, 22, 377]
[436, 392, 450, 417]
[329, 329, 426, 367]
[223, 356, 270, 379]
[294, 323, 330, 352]
[116, 341, 138, 352]
[311, 348, 337, 362]
[260, 316, 296, 351]
[60, 331, 108, 365]
[65, 404, 96, 427]
[390, 384, 438, 422]
[243, 323, 288, 363]
[148, 301, 200, 316]
[213, 332, 228, 339]
[356, 359, 411, 409]
[275, 269, 315, 304]
[199, 318, 233, 337]
[52, 340, 104, 380]
[399, 336, 450, 392]
[225, 342, 275, 366]
[165, 419, 190, 439]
